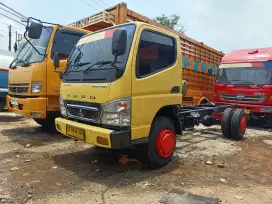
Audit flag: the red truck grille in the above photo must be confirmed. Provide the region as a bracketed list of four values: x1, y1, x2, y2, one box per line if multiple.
[220, 94, 265, 103]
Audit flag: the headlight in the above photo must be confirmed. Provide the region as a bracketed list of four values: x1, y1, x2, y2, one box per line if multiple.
[101, 98, 131, 127]
[59, 96, 67, 116]
[32, 82, 42, 93]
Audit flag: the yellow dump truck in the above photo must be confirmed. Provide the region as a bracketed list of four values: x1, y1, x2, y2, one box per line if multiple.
[7, 18, 90, 129]
[54, 21, 247, 169]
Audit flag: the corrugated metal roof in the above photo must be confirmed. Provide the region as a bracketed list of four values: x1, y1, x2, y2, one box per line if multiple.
[222, 47, 272, 63]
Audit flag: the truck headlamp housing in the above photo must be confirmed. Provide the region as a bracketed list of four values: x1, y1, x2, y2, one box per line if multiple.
[101, 98, 131, 127]
[59, 96, 67, 117]
[31, 82, 42, 93]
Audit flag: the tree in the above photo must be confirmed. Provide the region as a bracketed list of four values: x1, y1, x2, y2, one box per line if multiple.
[154, 14, 185, 34]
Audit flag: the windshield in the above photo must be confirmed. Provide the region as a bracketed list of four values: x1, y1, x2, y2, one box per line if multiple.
[217, 66, 272, 85]
[62, 24, 136, 83]
[11, 27, 53, 67]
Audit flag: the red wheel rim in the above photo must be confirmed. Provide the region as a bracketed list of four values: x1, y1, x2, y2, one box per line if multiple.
[240, 116, 247, 134]
[156, 129, 175, 158]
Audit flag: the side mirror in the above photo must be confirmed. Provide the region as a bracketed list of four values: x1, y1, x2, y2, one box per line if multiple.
[112, 29, 127, 57]
[28, 21, 42, 39]
[208, 69, 213, 76]
[53, 52, 60, 71]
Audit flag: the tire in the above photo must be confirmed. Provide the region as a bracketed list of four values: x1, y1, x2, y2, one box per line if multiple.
[230, 109, 246, 140]
[221, 108, 235, 138]
[34, 116, 56, 131]
[145, 116, 176, 169]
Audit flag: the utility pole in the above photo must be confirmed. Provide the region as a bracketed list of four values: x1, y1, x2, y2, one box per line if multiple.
[8, 25, 11, 51]
[14, 31, 18, 52]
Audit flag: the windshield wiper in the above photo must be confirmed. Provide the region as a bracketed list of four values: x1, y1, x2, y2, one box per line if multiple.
[10, 59, 28, 69]
[230, 80, 253, 84]
[83, 60, 122, 73]
[65, 62, 91, 74]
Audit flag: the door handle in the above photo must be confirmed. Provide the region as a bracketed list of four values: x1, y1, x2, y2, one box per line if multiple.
[171, 86, 180, 93]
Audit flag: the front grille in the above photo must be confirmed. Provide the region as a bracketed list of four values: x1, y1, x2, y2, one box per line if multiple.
[65, 100, 101, 122]
[221, 94, 265, 103]
[9, 83, 29, 94]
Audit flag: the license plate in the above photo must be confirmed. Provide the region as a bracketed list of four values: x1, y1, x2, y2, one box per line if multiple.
[244, 109, 250, 114]
[11, 98, 18, 105]
[66, 125, 85, 140]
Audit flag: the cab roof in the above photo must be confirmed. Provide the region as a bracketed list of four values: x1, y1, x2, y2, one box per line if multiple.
[83, 22, 179, 39]
[222, 47, 272, 64]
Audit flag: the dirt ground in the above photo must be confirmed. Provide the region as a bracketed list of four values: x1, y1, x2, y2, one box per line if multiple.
[0, 112, 272, 204]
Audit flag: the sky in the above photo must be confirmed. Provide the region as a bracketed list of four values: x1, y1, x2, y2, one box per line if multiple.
[0, 0, 271, 53]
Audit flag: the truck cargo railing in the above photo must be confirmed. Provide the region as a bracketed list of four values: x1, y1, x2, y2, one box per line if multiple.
[68, 11, 115, 31]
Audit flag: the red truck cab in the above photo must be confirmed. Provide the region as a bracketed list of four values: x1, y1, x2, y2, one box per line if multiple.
[214, 47, 272, 123]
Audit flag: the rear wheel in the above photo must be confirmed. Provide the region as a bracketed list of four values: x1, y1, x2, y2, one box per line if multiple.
[145, 116, 176, 169]
[230, 109, 247, 140]
[221, 108, 234, 138]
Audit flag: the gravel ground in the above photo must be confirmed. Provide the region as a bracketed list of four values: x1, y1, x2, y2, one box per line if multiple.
[0, 112, 272, 204]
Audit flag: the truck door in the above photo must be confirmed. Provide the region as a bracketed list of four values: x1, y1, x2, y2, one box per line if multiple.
[46, 29, 85, 111]
[131, 26, 182, 140]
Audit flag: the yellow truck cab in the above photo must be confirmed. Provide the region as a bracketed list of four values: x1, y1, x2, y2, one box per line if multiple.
[55, 22, 247, 169]
[7, 19, 89, 129]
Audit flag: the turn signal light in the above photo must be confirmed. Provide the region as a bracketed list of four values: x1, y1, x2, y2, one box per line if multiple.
[31, 112, 41, 117]
[56, 124, 62, 131]
[97, 137, 108, 146]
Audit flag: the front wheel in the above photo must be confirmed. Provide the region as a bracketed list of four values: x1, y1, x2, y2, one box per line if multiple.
[145, 116, 176, 169]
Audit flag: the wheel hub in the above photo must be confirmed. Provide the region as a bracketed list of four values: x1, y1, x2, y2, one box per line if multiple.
[156, 129, 175, 158]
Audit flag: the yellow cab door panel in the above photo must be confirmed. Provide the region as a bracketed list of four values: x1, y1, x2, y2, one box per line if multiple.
[131, 25, 182, 140]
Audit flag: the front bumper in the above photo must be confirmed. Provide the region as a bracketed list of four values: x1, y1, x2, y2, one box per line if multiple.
[6, 95, 47, 118]
[215, 101, 272, 114]
[55, 117, 131, 149]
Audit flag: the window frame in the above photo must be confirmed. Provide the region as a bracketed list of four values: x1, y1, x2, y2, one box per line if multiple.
[50, 28, 86, 59]
[136, 29, 177, 79]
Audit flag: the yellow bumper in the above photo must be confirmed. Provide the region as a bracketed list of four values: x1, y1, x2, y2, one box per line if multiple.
[55, 118, 131, 149]
[6, 95, 47, 119]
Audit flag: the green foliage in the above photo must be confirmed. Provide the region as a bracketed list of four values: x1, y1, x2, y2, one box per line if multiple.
[154, 14, 185, 34]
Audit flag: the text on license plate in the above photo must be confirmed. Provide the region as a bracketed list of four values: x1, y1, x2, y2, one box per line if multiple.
[11, 98, 18, 105]
[67, 125, 85, 140]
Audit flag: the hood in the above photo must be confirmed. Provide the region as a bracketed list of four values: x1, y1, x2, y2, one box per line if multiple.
[8, 63, 46, 95]
[9, 67, 33, 84]
[61, 74, 132, 104]
[61, 82, 111, 104]
[9, 62, 46, 84]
